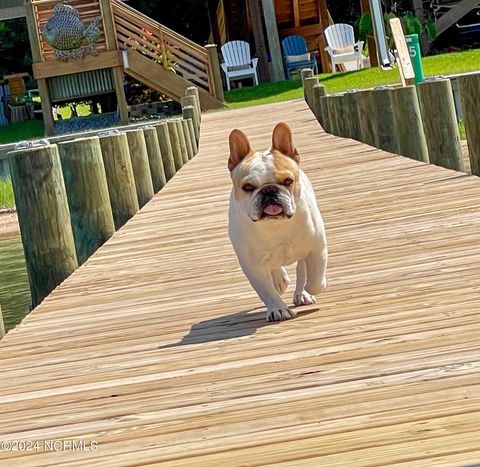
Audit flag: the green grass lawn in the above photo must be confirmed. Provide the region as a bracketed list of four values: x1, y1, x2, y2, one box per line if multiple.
[0, 177, 14, 209]
[0, 103, 91, 145]
[0, 49, 477, 146]
[225, 48, 480, 108]
[0, 120, 45, 145]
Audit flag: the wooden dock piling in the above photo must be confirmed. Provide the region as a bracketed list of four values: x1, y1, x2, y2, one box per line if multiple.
[300, 68, 314, 87]
[417, 78, 464, 171]
[304, 76, 319, 111]
[333, 94, 350, 138]
[175, 120, 189, 164]
[9, 143, 78, 308]
[167, 121, 184, 171]
[58, 137, 115, 265]
[185, 117, 198, 155]
[124, 129, 155, 206]
[325, 95, 340, 136]
[182, 119, 194, 160]
[343, 91, 362, 141]
[319, 95, 331, 133]
[371, 86, 399, 154]
[390, 85, 429, 163]
[142, 126, 167, 192]
[181, 96, 200, 142]
[458, 73, 480, 176]
[98, 132, 140, 230]
[356, 89, 379, 147]
[0, 304, 5, 338]
[186, 87, 201, 123]
[155, 122, 176, 181]
[312, 84, 326, 125]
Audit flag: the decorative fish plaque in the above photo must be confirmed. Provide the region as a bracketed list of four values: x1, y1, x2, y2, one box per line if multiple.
[43, 3, 102, 60]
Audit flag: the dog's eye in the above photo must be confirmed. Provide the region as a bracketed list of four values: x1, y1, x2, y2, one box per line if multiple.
[242, 184, 256, 192]
[283, 178, 294, 186]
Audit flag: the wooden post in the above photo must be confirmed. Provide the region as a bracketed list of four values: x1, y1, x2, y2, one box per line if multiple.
[312, 84, 326, 124]
[142, 126, 167, 192]
[304, 77, 319, 111]
[417, 78, 464, 171]
[458, 73, 480, 176]
[371, 86, 399, 154]
[112, 67, 129, 125]
[205, 44, 225, 101]
[343, 90, 362, 141]
[124, 129, 155, 206]
[9, 144, 78, 308]
[390, 85, 429, 163]
[317, 0, 332, 72]
[390, 18, 416, 86]
[24, 1, 55, 136]
[356, 89, 379, 147]
[261, 0, 286, 81]
[0, 304, 6, 338]
[186, 87, 202, 122]
[98, 132, 139, 229]
[301, 68, 314, 87]
[57, 137, 115, 265]
[184, 114, 198, 155]
[175, 120, 189, 164]
[360, 0, 378, 67]
[98, 0, 129, 124]
[319, 95, 331, 133]
[325, 95, 339, 136]
[167, 121, 184, 171]
[182, 119, 194, 160]
[247, 0, 271, 82]
[181, 96, 201, 142]
[155, 122, 176, 182]
[182, 105, 198, 154]
[333, 94, 350, 138]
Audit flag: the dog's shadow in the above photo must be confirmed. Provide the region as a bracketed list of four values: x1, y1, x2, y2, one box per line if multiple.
[160, 306, 319, 349]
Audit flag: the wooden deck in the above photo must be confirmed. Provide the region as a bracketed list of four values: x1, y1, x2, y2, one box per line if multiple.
[1, 99, 480, 466]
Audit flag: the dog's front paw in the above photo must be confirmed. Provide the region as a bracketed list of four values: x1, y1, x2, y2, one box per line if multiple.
[293, 290, 316, 306]
[266, 307, 296, 322]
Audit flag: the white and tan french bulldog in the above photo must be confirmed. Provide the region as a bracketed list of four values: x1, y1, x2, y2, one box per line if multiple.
[228, 122, 328, 322]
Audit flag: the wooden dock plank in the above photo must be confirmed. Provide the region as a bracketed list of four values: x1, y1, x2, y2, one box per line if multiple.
[1, 99, 480, 465]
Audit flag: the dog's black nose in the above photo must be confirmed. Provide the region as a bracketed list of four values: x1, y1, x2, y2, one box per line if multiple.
[260, 184, 280, 195]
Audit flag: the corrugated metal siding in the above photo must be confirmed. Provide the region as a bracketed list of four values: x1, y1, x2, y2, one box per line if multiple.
[48, 69, 114, 102]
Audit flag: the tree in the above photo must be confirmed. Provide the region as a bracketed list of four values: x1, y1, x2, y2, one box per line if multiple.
[0, 18, 32, 78]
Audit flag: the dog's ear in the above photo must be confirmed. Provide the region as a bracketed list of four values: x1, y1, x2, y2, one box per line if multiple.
[272, 122, 299, 164]
[228, 129, 253, 172]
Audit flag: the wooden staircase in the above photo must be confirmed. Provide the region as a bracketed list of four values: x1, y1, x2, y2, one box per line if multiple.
[111, 0, 225, 110]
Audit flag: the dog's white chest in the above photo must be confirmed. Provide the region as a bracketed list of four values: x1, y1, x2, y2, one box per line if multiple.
[254, 239, 301, 267]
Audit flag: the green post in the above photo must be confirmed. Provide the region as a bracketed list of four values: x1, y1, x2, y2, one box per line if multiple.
[405, 34, 424, 84]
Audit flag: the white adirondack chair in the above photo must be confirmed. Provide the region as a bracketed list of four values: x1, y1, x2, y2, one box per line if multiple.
[324, 24, 364, 73]
[220, 41, 259, 90]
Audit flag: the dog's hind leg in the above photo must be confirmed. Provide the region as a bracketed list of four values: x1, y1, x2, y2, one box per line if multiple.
[293, 259, 316, 306]
[271, 268, 290, 295]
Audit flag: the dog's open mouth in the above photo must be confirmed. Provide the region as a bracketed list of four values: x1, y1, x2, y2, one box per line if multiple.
[261, 203, 286, 219]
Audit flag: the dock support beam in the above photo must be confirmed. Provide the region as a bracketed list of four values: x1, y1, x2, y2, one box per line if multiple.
[9, 144, 78, 308]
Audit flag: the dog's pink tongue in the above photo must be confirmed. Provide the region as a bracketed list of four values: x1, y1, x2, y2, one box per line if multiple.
[263, 203, 283, 216]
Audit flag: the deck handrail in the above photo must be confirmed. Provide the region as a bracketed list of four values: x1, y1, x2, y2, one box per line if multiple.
[111, 0, 213, 93]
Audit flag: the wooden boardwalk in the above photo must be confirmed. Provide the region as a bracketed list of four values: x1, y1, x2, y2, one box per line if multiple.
[1, 99, 480, 466]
